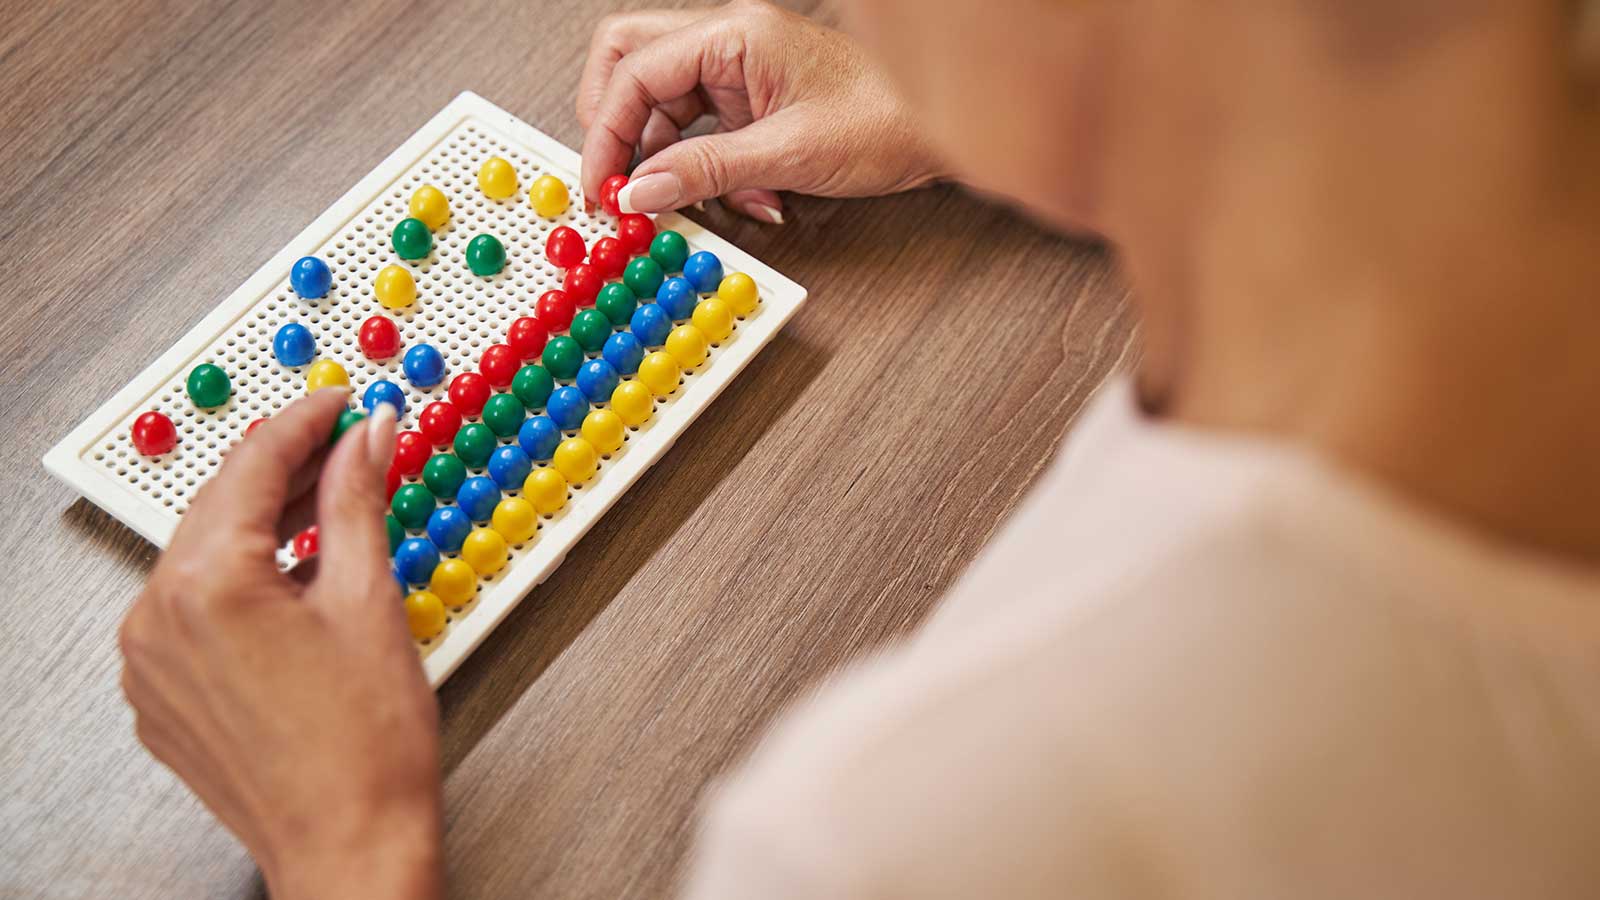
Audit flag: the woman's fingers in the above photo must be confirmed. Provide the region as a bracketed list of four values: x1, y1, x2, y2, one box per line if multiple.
[576, 9, 708, 131]
[639, 109, 683, 163]
[638, 93, 708, 161]
[579, 3, 945, 221]
[723, 188, 785, 224]
[276, 487, 320, 548]
[272, 445, 339, 544]
[184, 389, 350, 539]
[618, 112, 804, 213]
[678, 122, 784, 223]
[310, 404, 399, 617]
[580, 18, 739, 200]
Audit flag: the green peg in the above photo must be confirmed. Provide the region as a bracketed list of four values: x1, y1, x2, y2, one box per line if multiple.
[482, 393, 526, 438]
[466, 234, 506, 276]
[623, 256, 665, 298]
[392, 217, 433, 260]
[541, 335, 584, 380]
[186, 363, 231, 409]
[570, 309, 612, 353]
[422, 454, 467, 499]
[453, 423, 496, 469]
[596, 282, 637, 327]
[390, 483, 435, 530]
[512, 365, 555, 410]
[649, 230, 689, 273]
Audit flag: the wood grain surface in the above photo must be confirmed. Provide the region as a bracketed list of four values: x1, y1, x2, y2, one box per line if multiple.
[0, 0, 1136, 896]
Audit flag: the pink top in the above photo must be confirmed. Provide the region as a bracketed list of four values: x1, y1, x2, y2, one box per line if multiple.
[685, 378, 1600, 898]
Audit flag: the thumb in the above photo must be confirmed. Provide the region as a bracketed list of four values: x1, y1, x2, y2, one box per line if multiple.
[312, 402, 399, 612]
[618, 115, 806, 214]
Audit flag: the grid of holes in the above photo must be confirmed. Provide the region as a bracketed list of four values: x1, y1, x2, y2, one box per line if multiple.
[88, 117, 762, 642]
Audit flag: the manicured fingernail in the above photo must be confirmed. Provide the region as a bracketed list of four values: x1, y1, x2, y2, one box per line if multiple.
[366, 403, 396, 468]
[617, 173, 681, 213]
[752, 204, 784, 225]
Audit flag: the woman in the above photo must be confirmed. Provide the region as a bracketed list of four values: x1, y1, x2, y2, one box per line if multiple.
[120, 1, 1600, 896]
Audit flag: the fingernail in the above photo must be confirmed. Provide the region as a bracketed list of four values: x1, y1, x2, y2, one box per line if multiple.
[366, 403, 396, 468]
[751, 204, 784, 225]
[617, 173, 682, 214]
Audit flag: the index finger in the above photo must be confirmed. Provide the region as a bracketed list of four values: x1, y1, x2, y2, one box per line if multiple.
[579, 19, 727, 200]
[576, 9, 705, 130]
[183, 388, 352, 535]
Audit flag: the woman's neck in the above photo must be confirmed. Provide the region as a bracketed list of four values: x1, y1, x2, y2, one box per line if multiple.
[1119, 4, 1600, 561]
[1164, 208, 1600, 562]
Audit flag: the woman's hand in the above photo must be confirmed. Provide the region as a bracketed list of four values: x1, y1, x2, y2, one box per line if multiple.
[578, 0, 946, 223]
[119, 390, 442, 900]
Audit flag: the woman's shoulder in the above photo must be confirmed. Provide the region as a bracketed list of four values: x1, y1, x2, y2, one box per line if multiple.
[683, 416, 1600, 898]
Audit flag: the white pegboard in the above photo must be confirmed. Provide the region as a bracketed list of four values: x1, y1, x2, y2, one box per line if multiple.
[43, 92, 807, 686]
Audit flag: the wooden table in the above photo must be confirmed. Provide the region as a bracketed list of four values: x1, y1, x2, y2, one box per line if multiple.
[0, 1, 1134, 896]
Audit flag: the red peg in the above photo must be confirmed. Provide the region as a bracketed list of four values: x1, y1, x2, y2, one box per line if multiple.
[599, 174, 628, 216]
[392, 430, 430, 478]
[418, 401, 462, 447]
[507, 316, 548, 361]
[536, 290, 576, 331]
[479, 344, 519, 389]
[617, 214, 656, 255]
[545, 226, 586, 269]
[563, 264, 603, 306]
[358, 315, 401, 360]
[292, 525, 319, 560]
[589, 236, 627, 279]
[131, 411, 177, 456]
[448, 372, 491, 417]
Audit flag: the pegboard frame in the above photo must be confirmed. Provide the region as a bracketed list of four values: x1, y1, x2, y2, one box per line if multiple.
[43, 92, 807, 685]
